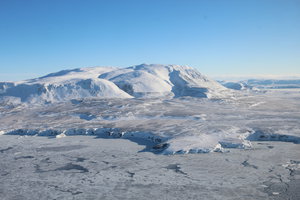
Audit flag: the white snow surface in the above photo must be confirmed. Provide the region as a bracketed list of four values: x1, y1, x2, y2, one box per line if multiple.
[0, 66, 132, 103]
[1, 89, 300, 154]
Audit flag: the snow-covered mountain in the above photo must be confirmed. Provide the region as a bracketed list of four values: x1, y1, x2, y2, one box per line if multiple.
[0, 64, 228, 103]
[99, 64, 227, 98]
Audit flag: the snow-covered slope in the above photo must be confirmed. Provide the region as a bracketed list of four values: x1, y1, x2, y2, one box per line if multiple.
[99, 64, 228, 98]
[0, 64, 229, 103]
[0, 67, 132, 103]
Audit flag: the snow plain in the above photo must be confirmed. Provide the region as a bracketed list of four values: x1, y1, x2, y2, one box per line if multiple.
[1, 89, 299, 155]
[0, 135, 299, 200]
[0, 64, 300, 199]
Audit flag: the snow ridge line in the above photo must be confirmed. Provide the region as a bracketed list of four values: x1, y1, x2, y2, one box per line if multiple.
[2, 128, 163, 142]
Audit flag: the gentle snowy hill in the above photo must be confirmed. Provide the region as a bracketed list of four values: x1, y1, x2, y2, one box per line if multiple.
[219, 81, 253, 91]
[0, 64, 229, 103]
[0, 67, 132, 103]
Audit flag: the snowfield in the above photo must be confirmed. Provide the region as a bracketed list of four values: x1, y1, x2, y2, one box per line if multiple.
[0, 64, 300, 199]
[1, 91, 299, 155]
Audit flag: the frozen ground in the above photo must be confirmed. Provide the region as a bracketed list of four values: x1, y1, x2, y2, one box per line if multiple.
[1, 88, 300, 154]
[0, 89, 300, 199]
[0, 65, 300, 199]
[0, 135, 299, 200]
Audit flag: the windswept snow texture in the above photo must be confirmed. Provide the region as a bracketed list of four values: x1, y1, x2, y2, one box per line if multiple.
[1, 88, 300, 154]
[0, 64, 229, 103]
[0, 64, 300, 154]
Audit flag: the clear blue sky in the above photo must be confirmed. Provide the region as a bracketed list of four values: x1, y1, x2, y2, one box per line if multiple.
[1, 0, 300, 81]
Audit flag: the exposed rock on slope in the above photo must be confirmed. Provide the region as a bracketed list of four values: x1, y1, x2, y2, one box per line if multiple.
[100, 64, 228, 98]
[0, 64, 229, 103]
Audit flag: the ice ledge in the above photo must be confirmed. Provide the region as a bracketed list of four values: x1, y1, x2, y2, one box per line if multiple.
[1, 128, 299, 155]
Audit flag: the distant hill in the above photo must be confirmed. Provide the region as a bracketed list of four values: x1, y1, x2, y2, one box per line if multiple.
[220, 79, 300, 90]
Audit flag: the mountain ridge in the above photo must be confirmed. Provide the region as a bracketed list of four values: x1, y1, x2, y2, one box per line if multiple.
[0, 64, 229, 104]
